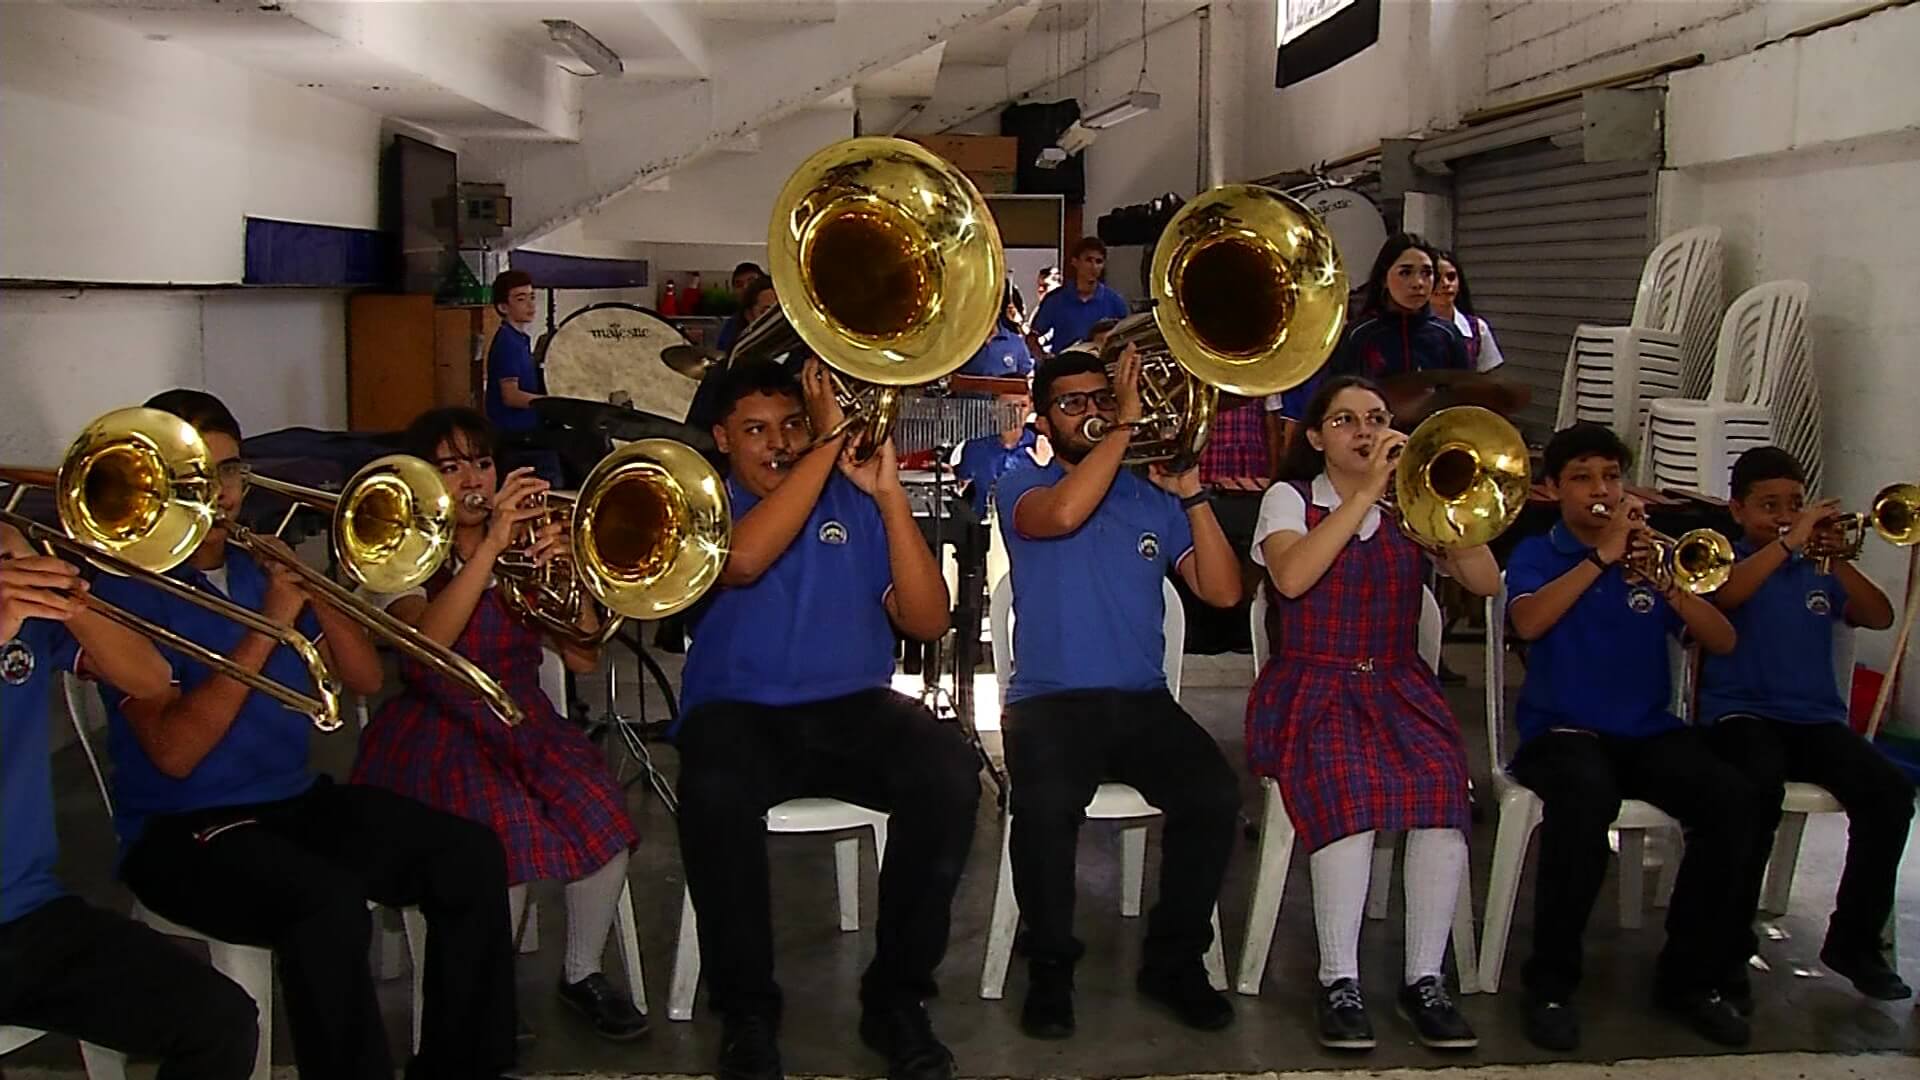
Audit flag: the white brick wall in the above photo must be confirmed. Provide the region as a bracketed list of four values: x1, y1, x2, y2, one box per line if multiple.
[1484, 0, 1782, 100]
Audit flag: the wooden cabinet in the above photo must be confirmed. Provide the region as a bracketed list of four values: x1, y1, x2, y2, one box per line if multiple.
[347, 295, 498, 432]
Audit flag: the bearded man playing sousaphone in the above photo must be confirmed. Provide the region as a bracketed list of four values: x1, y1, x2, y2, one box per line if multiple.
[674, 359, 980, 1080]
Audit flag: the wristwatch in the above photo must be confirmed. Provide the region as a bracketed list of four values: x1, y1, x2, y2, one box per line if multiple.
[1180, 489, 1213, 511]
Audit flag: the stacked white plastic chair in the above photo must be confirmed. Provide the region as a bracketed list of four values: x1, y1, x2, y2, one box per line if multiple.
[1647, 281, 1818, 498]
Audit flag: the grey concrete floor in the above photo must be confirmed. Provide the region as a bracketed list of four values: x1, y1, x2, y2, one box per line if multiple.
[9, 639, 1919, 1077]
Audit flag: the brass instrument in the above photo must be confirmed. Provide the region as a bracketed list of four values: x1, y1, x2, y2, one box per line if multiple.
[1803, 482, 1920, 573]
[1081, 184, 1348, 465]
[239, 460, 523, 727]
[0, 408, 342, 730]
[496, 439, 730, 644]
[739, 136, 1005, 460]
[1388, 406, 1530, 550]
[1590, 502, 1734, 594]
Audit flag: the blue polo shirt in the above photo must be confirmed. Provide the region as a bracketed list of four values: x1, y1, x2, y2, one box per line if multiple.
[680, 474, 897, 721]
[484, 322, 543, 434]
[1698, 539, 1849, 727]
[996, 463, 1193, 702]
[955, 429, 1039, 518]
[959, 325, 1035, 378]
[0, 620, 81, 925]
[1030, 282, 1130, 354]
[91, 550, 321, 853]
[1506, 522, 1684, 743]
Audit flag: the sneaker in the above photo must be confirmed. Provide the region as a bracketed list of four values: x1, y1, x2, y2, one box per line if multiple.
[717, 1011, 784, 1080]
[1395, 976, 1477, 1049]
[1819, 942, 1914, 1001]
[1653, 985, 1750, 1047]
[1137, 963, 1234, 1031]
[858, 1001, 957, 1080]
[1524, 996, 1579, 1051]
[1020, 960, 1075, 1039]
[557, 973, 648, 1041]
[1315, 978, 1375, 1050]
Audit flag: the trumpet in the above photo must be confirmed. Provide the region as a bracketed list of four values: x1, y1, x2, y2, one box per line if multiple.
[0, 408, 342, 730]
[495, 439, 730, 645]
[1590, 502, 1733, 594]
[239, 458, 523, 727]
[1801, 482, 1920, 573]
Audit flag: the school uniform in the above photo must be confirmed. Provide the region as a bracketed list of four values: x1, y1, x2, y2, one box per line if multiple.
[959, 324, 1036, 378]
[1504, 524, 1760, 1003]
[1332, 307, 1472, 380]
[1029, 282, 1129, 356]
[994, 464, 1239, 975]
[89, 550, 517, 1080]
[0, 619, 256, 1079]
[1699, 541, 1915, 966]
[953, 428, 1039, 519]
[1448, 309, 1506, 373]
[675, 473, 979, 1019]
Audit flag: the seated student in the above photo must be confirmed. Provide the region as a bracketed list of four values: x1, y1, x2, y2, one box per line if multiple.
[0, 523, 258, 1079]
[952, 386, 1044, 520]
[1026, 237, 1130, 358]
[996, 346, 1243, 1040]
[1504, 422, 1752, 1052]
[675, 360, 980, 1080]
[90, 389, 520, 1080]
[958, 283, 1035, 378]
[1248, 376, 1501, 1051]
[353, 407, 646, 1040]
[1701, 446, 1912, 1002]
[714, 261, 768, 356]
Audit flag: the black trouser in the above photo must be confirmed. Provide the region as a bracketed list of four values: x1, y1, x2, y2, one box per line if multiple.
[1509, 728, 1759, 1001]
[675, 688, 981, 1018]
[119, 778, 516, 1080]
[1710, 714, 1916, 961]
[0, 897, 257, 1079]
[1002, 689, 1240, 973]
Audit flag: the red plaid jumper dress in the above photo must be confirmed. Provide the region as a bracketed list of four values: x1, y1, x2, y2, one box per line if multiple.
[1243, 483, 1471, 852]
[352, 581, 638, 884]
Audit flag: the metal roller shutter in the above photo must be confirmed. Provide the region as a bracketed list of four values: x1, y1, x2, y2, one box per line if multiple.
[1450, 142, 1657, 437]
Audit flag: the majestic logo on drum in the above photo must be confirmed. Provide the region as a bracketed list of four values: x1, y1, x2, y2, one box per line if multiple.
[1806, 589, 1833, 616]
[1137, 532, 1160, 561]
[818, 521, 848, 546]
[0, 639, 36, 686]
[1627, 586, 1658, 615]
[586, 323, 651, 341]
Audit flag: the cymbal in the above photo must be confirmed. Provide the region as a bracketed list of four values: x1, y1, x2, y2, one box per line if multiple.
[661, 344, 716, 380]
[532, 396, 717, 452]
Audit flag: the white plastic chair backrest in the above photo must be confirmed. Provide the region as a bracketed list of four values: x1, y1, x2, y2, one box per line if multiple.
[1632, 226, 1723, 399]
[0, 1028, 44, 1056]
[1250, 581, 1439, 675]
[539, 648, 566, 715]
[1712, 281, 1806, 406]
[1484, 586, 1511, 778]
[989, 575, 1185, 703]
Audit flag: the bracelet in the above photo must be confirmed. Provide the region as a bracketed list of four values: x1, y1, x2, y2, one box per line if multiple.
[1777, 536, 1798, 558]
[1179, 489, 1213, 511]
[1586, 549, 1611, 572]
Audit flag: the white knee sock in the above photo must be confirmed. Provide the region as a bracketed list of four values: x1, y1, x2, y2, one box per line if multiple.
[1402, 828, 1467, 985]
[563, 850, 630, 985]
[1309, 831, 1375, 985]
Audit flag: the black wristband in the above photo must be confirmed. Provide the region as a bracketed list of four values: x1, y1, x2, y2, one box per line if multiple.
[1180, 489, 1213, 511]
[1586, 549, 1611, 572]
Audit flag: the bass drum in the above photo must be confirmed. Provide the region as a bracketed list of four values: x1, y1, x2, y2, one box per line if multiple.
[535, 303, 700, 423]
[1296, 186, 1388, 304]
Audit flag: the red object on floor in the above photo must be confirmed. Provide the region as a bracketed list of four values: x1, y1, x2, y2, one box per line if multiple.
[1850, 664, 1885, 736]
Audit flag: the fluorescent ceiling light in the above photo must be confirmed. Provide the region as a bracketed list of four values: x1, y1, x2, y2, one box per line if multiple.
[1081, 89, 1159, 130]
[544, 19, 623, 77]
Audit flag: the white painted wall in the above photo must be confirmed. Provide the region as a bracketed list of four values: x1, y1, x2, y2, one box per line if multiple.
[1081, 13, 1207, 226]
[1658, 3, 1920, 732]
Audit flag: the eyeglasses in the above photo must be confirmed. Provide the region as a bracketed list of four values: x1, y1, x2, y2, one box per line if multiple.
[1323, 410, 1393, 433]
[215, 461, 253, 485]
[1050, 390, 1118, 418]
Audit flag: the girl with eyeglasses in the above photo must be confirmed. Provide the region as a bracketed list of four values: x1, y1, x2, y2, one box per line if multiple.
[1244, 375, 1500, 1053]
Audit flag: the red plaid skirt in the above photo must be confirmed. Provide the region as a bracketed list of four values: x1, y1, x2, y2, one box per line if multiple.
[352, 588, 637, 884]
[1243, 486, 1469, 852]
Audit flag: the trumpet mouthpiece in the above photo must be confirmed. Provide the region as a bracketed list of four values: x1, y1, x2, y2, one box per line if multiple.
[462, 493, 490, 512]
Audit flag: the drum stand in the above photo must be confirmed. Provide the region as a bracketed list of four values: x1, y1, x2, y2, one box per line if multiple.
[580, 625, 682, 816]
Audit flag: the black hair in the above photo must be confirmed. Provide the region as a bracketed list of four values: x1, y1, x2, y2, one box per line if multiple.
[403, 407, 497, 462]
[743, 275, 776, 310]
[1542, 422, 1632, 482]
[1432, 248, 1477, 318]
[731, 261, 764, 281]
[1031, 350, 1106, 416]
[490, 269, 533, 307]
[1362, 232, 1437, 316]
[703, 363, 803, 427]
[1279, 375, 1388, 480]
[144, 388, 242, 443]
[1730, 445, 1806, 500]
[1068, 236, 1107, 261]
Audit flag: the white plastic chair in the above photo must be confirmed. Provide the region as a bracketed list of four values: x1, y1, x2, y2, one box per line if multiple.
[0, 1025, 123, 1078]
[1630, 226, 1725, 400]
[61, 676, 271, 1080]
[1235, 585, 1481, 995]
[978, 575, 1228, 999]
[1476, 585, 1690, 993]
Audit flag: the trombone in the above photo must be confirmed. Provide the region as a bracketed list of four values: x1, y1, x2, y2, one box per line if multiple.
[1802, 482, 1920, 573]
[1590, 502, 1734, 594]
[240, 458, 524, 727]
[1386, 406, 1531, 550]
[0, 408, 342, 731]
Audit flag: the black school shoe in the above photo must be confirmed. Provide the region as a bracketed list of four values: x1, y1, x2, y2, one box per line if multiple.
[1020, 959, 1075, 1039]
[859, 1001, 957, 1080]
[1523, 996, 1580, 1051]
[1820, 942, 1914, 1000]
[1396, 976, 1478, 1049]
[556, 973, 648, 1040]
[1137, 962, 1234, 1031]
[1653, 984, 1751, 1047]
[1315, 978, 1376, 1050]
[717, 1011, 784, 1080]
